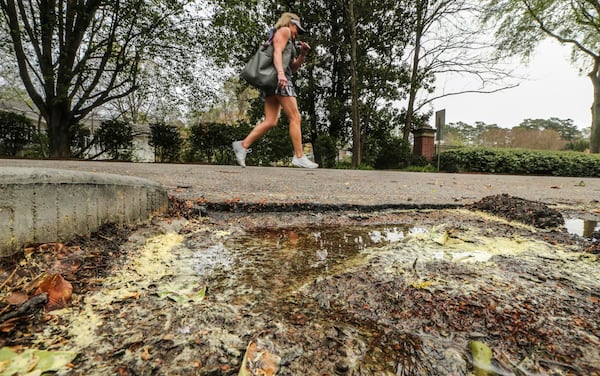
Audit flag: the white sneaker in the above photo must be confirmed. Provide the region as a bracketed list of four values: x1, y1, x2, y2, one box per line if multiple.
[232, 141, 250, 167]
[292, 155, 318, 169]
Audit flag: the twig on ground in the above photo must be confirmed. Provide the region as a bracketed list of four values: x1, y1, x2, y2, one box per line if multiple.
[0, 293, 48, 324]
[539, 358, 584, 374]
[0, 266, 18, 290]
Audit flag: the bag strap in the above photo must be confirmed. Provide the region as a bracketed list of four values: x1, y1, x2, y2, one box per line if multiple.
[261, 28, 275, 48]
[263, 28, 294, 48]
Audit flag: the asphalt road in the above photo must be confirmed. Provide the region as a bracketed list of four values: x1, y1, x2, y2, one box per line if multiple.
[2, 159, 599, 209]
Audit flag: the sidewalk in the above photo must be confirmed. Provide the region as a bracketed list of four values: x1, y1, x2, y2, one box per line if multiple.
[1, 159, 599, 208]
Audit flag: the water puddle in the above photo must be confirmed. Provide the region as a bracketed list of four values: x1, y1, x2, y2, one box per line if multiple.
[564, 218, 600, 237]
[192, 222, 599, 374]
[211, 225, 415, 308]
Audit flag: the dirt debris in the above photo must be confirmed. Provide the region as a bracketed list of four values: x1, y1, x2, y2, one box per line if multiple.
[468, 193, 565, 228]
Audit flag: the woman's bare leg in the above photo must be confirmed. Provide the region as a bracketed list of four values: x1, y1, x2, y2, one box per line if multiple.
[241, 96, 281, 149]
[277, 95, 303, 158]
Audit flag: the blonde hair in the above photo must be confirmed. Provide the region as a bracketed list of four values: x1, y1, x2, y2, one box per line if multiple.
[274, 12, 300, 29]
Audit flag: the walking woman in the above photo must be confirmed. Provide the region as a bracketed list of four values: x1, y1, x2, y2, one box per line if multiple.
[232, 12, 318, 169]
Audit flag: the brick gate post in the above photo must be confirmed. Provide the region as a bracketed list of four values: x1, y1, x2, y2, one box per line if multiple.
[412, 127, 436, 161]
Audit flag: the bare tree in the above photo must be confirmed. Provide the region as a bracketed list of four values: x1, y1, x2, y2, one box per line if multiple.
[402, 0, 518, 140]
[0, 0, 197, 158]
[483, 0, 600, 153]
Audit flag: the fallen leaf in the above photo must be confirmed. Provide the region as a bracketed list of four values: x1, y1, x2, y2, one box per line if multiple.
[0, 318, 18, 333]
[0, 347, 77, 375]
[469, 340, 493, 376]
[39, 243, 67, 253]
[141, 347, 152, 361]
[287, 231, 299, 246]
[225, 197, 240, 204]
[239, 339, 280, 376]
[23, 247, 36, 258]
[410, 280, 434, 289]
[34, 274, 73, 311]
[5, 292, 29, 305]
[51, 259, 81, 275]
[157, 284, 205, 304]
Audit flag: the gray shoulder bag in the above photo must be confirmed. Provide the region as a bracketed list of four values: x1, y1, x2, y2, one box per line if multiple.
[241, 40, 293, 90]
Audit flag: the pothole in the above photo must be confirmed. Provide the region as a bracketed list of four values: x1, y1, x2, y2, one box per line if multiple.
[4, 208, 600, 376]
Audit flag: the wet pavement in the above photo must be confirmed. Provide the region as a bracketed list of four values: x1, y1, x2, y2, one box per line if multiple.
[1, 159, 599, 208]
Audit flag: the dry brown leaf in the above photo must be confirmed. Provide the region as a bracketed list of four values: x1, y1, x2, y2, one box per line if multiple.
[239, 340, 280, 376]
[0, 317, 19, 333]
[24, 274, 48, 295]
[39, 243, 67, 253]
[34, 274, 73, 311]
[5, 292, 29, 305]
[50, 259, 82, 275]
[23, 247, 36, 258]
[141, 347, 152, 361]
[287, 231, 299, 246]
[225, 197, 240, 204]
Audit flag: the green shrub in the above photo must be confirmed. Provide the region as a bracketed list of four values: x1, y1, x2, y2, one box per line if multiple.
[438, 147, 600, 177]
[249, 123, 292, 166]
[70, 123, 91, 157]
[374, 137, 412, 170]
[189, 120, 311, 166]
[21, 132, 48, 158]
[94, 119, 134, 160]
[188, 122, 252, 164]
[565, 139, 589, 152]
[334, 160, 374, 170]
[314, 135, 338, 168]
[0, 111, 35, 156]
[404, 164, 436, 173]
[410, 155, 430, 167]
[149, 122, 182, 162]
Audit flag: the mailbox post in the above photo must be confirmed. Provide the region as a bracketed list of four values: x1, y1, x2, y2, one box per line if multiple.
[435, 109, 446, 170]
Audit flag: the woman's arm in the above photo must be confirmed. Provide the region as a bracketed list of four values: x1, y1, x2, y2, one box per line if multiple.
[272, 27, 291, 86]
[291, 40, 310, 73]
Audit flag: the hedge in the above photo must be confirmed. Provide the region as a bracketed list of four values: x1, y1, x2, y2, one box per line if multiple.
[438, 147, 600, 177]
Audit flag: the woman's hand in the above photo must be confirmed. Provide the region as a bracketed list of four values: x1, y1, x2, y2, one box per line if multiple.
[299, 41, 311, 56]
[277, 71, 288, 88]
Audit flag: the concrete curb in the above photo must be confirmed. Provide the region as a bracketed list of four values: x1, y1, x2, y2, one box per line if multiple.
[0, 167, 168, 257]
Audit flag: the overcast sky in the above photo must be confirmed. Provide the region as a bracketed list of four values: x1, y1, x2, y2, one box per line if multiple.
[429, 39, 592, 130]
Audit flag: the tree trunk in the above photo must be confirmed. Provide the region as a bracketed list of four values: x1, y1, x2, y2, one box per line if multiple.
[590, 57, 600, 153]
[46, 104, 74, 158]
[348, 0, 361, 168]
[404, 0, 425, 141]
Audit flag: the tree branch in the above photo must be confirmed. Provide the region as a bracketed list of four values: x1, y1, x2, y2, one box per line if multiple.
[416, 83, 520, 112]
[522, 0, 597, 58]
